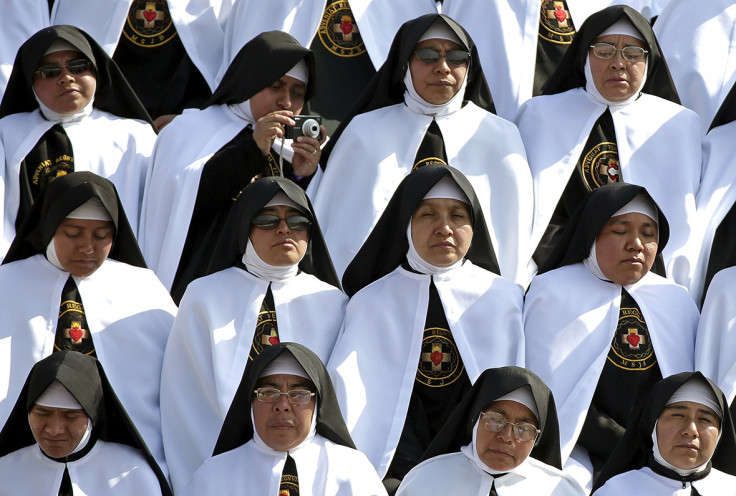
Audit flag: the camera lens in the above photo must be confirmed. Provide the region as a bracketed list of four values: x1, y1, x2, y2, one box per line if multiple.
[302, 119, 320, 138]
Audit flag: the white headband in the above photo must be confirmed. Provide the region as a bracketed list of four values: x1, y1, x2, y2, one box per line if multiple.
[260, 353, 309, 380]
[66, 197, 112, 222]
[264, 191, 304, 212]
[35, 381, 82, 410]
[612, 194, 658, 225]
[496, 386, 539, 421]
[667, 379, 722, 419]
[423, 176, 469, 204]
[599, 19, 645, 41]
[418, 20, 463, 44]
[44, 39, 79, 56]
[284, 59, 308, 85]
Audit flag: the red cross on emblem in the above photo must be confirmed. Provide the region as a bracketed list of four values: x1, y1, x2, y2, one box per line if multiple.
[64, 322, 88, 344]
[546, 2, 571, 29]
[136, 2, 164, 29]
[261, 330, 279, 346]
[421, 344, 451, 372]
[621, 328, 646, 350]
[332, 15, 359, 42]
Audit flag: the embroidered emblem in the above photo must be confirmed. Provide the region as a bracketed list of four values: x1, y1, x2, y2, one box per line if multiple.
[249, 309, 278, 360]
[122, 0, 177, 48]
[32, 154, 74, 188]
[608, 306, 656, 370]
[263, 152, 282, 178]
[582, 141, 619, 190]
[64, 322, 89, 344]
[416, 328, 464, 387]
[317, 1, 367, 57]
[539, 0, 576, 44]
[412, 157, 448, 171]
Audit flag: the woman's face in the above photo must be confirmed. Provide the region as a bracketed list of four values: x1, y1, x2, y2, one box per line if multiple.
[409, 38, 468, 104]
[595, 212, 658, 285]
[656, 401, 720, 470]
[53, 217, 114, 277]
[248, 204, 309, 266]
[410, 197, 472, 266]
[33, 50, 96, 114]
[248, 75, 306, 121]
[588, 34, 647, 102]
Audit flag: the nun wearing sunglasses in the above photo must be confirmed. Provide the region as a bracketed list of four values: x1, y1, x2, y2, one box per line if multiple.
[159, 176, 346, 493]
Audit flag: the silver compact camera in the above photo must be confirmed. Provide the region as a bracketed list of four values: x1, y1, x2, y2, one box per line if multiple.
[285, 115, 322, 140]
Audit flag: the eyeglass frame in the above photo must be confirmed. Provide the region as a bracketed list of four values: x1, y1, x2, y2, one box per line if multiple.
[251, 214, 312, 232]
[253, 387, 316, 405]
[479, 411, 541, 443]
[413, 47, 471, 67]
[589, 42, 649, 63]
[34, 59, 94, 79]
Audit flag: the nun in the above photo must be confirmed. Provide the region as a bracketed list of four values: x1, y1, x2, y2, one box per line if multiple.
[138, 30, 326, 301]
[160, 176, 345, 492]
[524, 182, 699, 492]
[327, 164, 524, 488]
[180, 342, 387, 495]
[0, 25, 156, 254]
[397, 366, 584, 495]
[308, 13, 534, 286]
[0, 171, 176, 474]
[593, 372, 736, 495]
[515, 5, 701, 288]
[0, 351, 172, 495]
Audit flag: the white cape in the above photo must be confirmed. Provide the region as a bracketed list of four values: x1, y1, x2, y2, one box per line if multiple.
[160, 267, 346, 492]
[181, 434, 387, 496]
[445, 0, 663, 120]
[0, 441, 164, 496]
[595, 466, 736, 496]
[515, 88, 702, 288]
[654, 0, 736, 133]
[695, 267, 736, 405]
[138, 105, 243, 290]
[0, 3, 47, 99]
[691, 120, 736, 303]
[51, 0, 232, 91]
[327, 262, 525, 477]
[0, 108, 155, 255]
[309, 102, 534, 286]
[524, 263, 699, 465]
[0, 255, 176, 473]
[397, 451, 585, 496]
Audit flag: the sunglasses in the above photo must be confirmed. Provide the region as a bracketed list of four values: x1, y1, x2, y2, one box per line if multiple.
[35, 59, 93, 79]
[589, 43, 648, 63]
[251, 214, 311, 231]
[414, 48, 470, 67]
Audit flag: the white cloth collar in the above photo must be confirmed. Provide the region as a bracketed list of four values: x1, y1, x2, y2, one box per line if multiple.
[583, 54, 648, 108]
[242, 239, 300, 283]
[403, 66, 467, 117]
[250, 403, 318, 456]
[405, 220, 463, 275]
[35, 92, 95, 124]
[651, 419, 717, 477]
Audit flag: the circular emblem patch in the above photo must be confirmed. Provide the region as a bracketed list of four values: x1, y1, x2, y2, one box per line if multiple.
[582, 142, 619, 190]
[416, 328, 464, 387]
[539, 0, 576, 44]
[318, 1, 367, 57]
[608, 306, 657, 370]
[122, 0, 177, 48]
[249, 309, 279, 360]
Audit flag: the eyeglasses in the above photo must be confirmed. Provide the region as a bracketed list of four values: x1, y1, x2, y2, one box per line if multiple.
[414, 48, 470, 67]
[251, 214, 311, 231]
[589, 43, 648, 63]
[35, 59, 93, 79]
[253, 388, 316, 405]
[480, 411, 540, 442]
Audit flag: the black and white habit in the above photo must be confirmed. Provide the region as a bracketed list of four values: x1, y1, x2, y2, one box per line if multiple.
[138, 30, 317, 300]
[160, 176, 345, 492]
[327, 165, 524, 480]
[397, 366, 584, 495]
[0, 25, 155, 254]
[180, 342, 387, 496]
[0, 172, 176, 474]
[0, 351, 172, 495]
[308, 13, 535, 287]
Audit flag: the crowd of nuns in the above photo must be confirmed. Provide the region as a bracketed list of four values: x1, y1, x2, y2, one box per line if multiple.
[1, 1, 736, 496]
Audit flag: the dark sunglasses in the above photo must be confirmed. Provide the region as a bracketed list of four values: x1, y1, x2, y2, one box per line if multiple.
[35, 59, 93, 79]
[251, 214, 311, 231]
[414, 48, 470, 67]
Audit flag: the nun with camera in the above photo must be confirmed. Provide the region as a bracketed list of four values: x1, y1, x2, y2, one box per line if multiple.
[308, 13, 534, 287]
[139, 30, 326, 302]
[160, 176, 345, 492]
